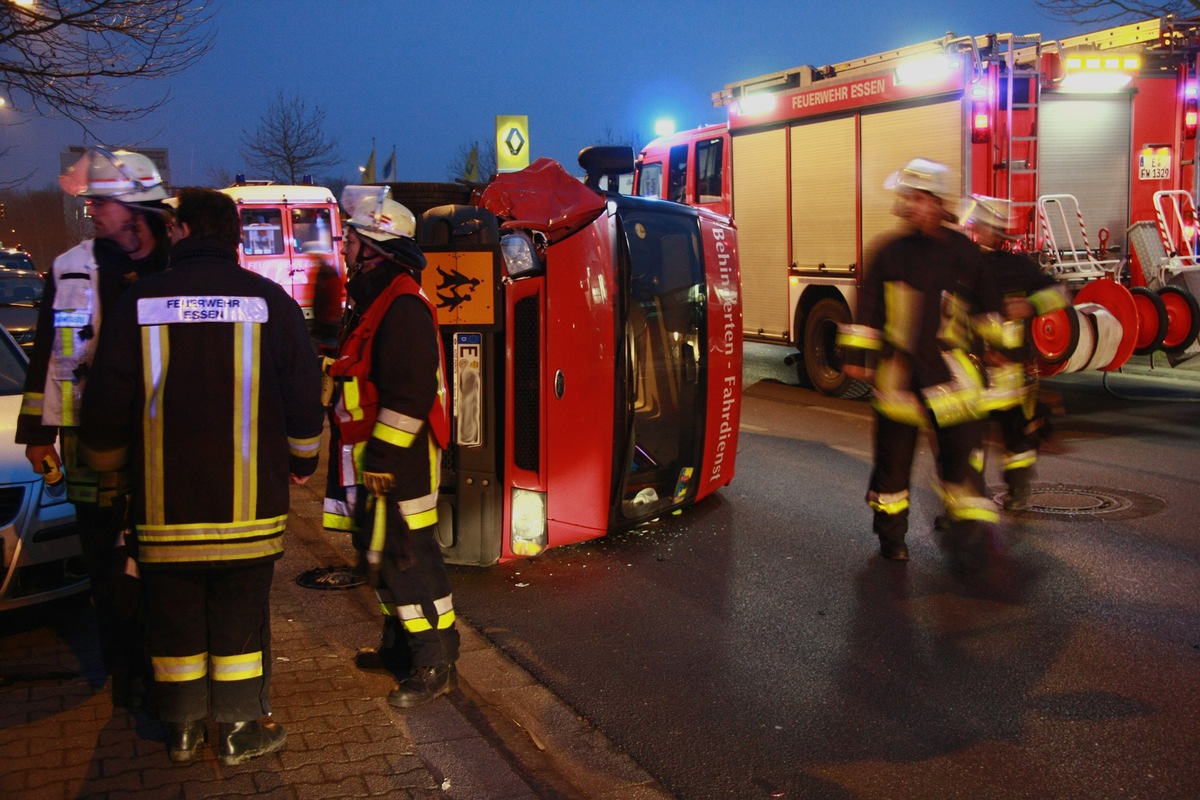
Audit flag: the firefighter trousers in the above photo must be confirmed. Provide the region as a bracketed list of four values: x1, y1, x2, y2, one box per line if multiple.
[991, 404, 1037, 496]
[142, 562, 274, 725]
[869, 411, 988, 544]
[373, 516, 459, 670]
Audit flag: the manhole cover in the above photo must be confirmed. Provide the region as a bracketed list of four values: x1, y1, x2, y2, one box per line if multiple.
[990, 483, 1166, 521]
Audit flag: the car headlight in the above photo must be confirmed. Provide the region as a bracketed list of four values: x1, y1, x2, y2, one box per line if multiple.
[510, 488, 547, 556]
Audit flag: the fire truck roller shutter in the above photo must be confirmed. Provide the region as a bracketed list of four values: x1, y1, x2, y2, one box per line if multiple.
[1039, 95, 1132, 255]
[860, 100, 963, 251]
[731, 127, 789, 340]
[790, 116, 857, 275]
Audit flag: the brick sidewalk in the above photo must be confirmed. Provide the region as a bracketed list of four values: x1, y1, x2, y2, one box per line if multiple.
[0, 529, 538, 800]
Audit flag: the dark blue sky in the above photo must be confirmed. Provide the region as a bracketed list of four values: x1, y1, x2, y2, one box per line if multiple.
[4, 0, 1082, 189]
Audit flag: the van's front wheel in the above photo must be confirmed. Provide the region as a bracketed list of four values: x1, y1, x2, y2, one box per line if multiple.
[802, 298, 870, 398]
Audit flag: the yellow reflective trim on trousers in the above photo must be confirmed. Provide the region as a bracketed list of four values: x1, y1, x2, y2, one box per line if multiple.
[20, 392, 44, 417]
[397, 598, 456, 633]
[1003, 450, 1037, 470]
[324, 511, 355, 531]
[969, 449, 986, 474]
[951, 504, 1000, 523]
[153, 653, 208, 683]
[868, 491, 909, 515]
[403, 507, 438, 530]
[211, 652, 264, 682]
[372, 421, 415, 448]
[232, 322, 262, 523]
[142, 325, 169, 526]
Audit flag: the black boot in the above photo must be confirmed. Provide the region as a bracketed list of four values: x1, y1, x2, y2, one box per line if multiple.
[878, 537, 909, 561]
[216, 718, 286, 766]
[167, 719, 207, 763]
[387, 663, 457, 708]
[355, 646, 410, 676]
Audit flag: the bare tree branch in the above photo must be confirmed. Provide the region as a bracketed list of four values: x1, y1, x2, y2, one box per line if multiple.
[1034, 0, 1200, 24]
[0, 0, 216, 128]
[239, 91, 340, 185]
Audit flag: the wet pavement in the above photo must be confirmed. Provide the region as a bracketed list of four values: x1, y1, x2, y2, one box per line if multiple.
[0, 462, 668, 800]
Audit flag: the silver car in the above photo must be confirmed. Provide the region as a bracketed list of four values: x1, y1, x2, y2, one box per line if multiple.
[0, 327, 86, 611]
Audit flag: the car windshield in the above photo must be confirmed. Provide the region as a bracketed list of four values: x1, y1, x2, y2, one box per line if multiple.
[0, 333, 26, 395]
[0, 274, 43, 305]
[0, 252, 36, 271]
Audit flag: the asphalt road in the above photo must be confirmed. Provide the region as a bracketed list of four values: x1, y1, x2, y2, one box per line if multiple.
[448, 344, 1200, 800]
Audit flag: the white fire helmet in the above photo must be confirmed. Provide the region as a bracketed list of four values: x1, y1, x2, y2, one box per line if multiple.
[883, 157, 953, 200]
[966, 194, 1014, 231]
[59, 147, 169, 203]
[340, 185, 416, 241]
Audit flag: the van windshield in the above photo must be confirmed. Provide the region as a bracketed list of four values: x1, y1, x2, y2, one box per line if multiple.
[616, 207, 707, 521]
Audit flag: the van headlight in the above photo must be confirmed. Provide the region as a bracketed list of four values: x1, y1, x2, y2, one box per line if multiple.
[500, 232, 542, 278]
[510, 488, 547, 556]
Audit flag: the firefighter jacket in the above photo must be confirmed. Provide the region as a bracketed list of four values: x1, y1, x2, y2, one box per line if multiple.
[978, 248, 1069, 413]
[77, 237, 324, 568]
[323, 264, 449, 536]
[838, 224, 1010, 428]
[16, 237, 168, 505]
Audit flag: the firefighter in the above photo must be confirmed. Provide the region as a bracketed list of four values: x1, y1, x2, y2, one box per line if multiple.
[16, 147, 173, 711]
[323, 185, 458, 708]
[967, 195, 1068, 510]
[838, 158, 1010, 571]
[77, 188, 324, 764]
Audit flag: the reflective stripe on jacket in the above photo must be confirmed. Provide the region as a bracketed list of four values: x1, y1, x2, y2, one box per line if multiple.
[39, 241, 101, 427]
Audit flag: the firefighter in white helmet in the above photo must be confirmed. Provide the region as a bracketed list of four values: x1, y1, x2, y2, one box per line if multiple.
[967, 195, 1068, 510]
[323, 185, 458, 707]
[838, 158, 1009, 571]
[16, 147, 173, 709]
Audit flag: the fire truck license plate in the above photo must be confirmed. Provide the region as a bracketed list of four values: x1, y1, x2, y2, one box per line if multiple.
[1138, 151, 1170, 181]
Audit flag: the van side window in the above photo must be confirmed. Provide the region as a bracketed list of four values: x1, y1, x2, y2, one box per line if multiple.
[668, 145, 688, 204]
[292, 207, 334, 253]
[240, 209, 284, 256]
[694, 138, 724, 204]
[638, 162, 663, 198]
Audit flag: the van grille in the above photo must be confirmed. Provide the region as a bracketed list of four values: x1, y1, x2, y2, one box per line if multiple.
[0, 486, 26, 527]
[513, 296, 540, 472]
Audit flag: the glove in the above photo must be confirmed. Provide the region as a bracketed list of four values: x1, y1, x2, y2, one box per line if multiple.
[108, 546, 143, 621]
[362, 471, 395, 498]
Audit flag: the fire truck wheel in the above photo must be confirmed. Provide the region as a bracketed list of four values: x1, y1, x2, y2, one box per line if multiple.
[1157, 285, 1200, 353]
[1129, 286, 1168, 356]
[1030, 306, 1078, 364]
[802, 297, 870, 399]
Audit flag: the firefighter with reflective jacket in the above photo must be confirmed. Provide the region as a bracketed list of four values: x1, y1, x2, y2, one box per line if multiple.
[323, 185, 458, 708]
[15, 147, 172, 710]
[967, 195, 1068, 510]
[78, 187, 324, 764]
[838, 159, 1014, 571]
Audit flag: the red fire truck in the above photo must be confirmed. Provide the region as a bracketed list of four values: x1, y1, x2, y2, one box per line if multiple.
[219, 179, 346, 323]
[636, 16, 1200, 395]
[392, 150, 741, 564]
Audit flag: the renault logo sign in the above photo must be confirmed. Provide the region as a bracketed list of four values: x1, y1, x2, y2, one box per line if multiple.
[495, 115, 530, 173]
